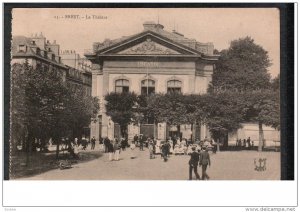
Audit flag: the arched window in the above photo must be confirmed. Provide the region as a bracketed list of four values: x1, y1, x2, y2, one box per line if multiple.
[141, 79, 155, 95]
[167, 80, 182, 93]
[115, 79, 129, 93]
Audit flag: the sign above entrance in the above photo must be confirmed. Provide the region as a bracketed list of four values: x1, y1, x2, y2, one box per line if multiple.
[137, 61, 159, 68]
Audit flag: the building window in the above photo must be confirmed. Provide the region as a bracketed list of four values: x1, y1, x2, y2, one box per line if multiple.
[52, 54, 55, 61]
[18, 45, 27, 52]
[36, 62, 42, 70]
[141, 79, 155, 95]
[43, 64, 49, 72]
[115, 79, 129, 93]
[167, 80, 182, 93]
[36, 48, 41, 55]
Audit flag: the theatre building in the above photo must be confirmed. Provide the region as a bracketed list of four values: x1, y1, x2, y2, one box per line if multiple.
[85, 21, 219, 141]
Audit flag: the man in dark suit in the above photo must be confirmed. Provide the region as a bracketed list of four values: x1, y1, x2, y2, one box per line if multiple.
[189, 146, 200, 180]
[104, 137, 110, 153]
[200, 147, 211, 180]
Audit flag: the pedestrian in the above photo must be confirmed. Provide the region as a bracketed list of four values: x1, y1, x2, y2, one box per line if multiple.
[149, 141, 155, 159]
[189, 146, 200, 180]
[107, 140, 114, 161]
[247, 137, 251, 149]
[91, 136, 96, 150]
[99, 137, 104, 151]
[113, 139, 121, 161]
[121, 137, 127, 151]
[199, 147, 211, 180]
[104, 137, 110, 153]
[139, 135, 144, 151]
[130, 141, 136, 159]
[74, 137, 78, 146]
[238, 139, 242, 150]
[171, 136, 176, 149]
[161, 141, 169, 162]
[133, 134, 138, 145]
[81, 137, 87, 150]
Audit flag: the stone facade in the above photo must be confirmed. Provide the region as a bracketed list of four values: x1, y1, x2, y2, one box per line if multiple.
[85, 22, 219, 141]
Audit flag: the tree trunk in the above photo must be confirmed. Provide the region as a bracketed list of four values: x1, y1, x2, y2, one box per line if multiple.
[191, 121, 196, 142]
[217, 138, 220, 152]
[56, 139, 60, 159]
[153, 121, 156, 139]
[258, 121, 264, 152]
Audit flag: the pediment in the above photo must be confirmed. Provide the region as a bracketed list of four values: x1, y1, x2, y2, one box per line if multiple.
[97, 32, 200, 56]
[117, 38, 181, 55]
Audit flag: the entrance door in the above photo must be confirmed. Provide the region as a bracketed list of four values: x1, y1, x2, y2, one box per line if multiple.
[168, 125, 181, 139]
[114, 124, 121, 139]
[140, 124, 154, 138]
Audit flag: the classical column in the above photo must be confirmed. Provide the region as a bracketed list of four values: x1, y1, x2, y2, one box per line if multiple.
[90, 63, 101, 141]
[102, 70, 113, 139]
[200, 124, 207, 140]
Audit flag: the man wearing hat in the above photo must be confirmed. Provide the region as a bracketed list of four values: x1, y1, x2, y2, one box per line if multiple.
[199, 146, 211, 180]
[189, 146, 201, 180]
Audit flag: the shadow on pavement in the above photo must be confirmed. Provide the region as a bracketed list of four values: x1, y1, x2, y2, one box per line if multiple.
[10, 150, 104, 179]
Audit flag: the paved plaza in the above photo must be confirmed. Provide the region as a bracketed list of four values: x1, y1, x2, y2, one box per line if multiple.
[18, 146, 280, 180]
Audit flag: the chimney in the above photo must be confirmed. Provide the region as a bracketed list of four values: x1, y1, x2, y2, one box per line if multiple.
[143, 21, 156, 30]
[155, 23, 164, 30]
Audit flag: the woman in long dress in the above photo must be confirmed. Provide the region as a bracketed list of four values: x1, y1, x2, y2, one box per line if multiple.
[130, 141, 136, 159]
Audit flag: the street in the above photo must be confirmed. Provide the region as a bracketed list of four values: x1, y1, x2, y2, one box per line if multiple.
[18, 147, 280, 180]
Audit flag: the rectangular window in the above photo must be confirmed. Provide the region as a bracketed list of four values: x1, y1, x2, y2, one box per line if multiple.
[115, 86, 123, 93]
[18, 45, 26, 52]
[167, 87, 181, 93]
[141, 87, 155, 95]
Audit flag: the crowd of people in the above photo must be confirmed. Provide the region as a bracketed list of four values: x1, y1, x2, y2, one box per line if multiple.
[59, 134, 214, 180]
[236, 137, 254, 149]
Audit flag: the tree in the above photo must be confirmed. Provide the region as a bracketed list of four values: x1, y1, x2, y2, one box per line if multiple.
[11, 62, 100, 159]
[243, 90, 280, 151]
[64, 85, 100, 140]
[24, 64, 70, 157]
[271, 74, 280, 91]
[146, 93, 189, 125]
[208, 37, 278, 152]
[209, 36, 271, 92]
[201, 92, 245, 148]
[11, 63, 28, 153]
[105, 92, 138, 138]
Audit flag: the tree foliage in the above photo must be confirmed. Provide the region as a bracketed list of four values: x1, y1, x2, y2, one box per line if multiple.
[11, 62, 99, 156]
[210, 36, 271, 92]
[105, 92, 138, 137]
[201, 92, 245, 136]
[243, 90, 280, 130]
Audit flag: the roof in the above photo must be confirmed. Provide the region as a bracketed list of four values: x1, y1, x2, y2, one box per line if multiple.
[11, 36, 67, 69]
[91, 22, 215, 56]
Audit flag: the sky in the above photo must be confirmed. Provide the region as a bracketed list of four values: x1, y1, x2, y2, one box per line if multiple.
[12, 8, 280, 77]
